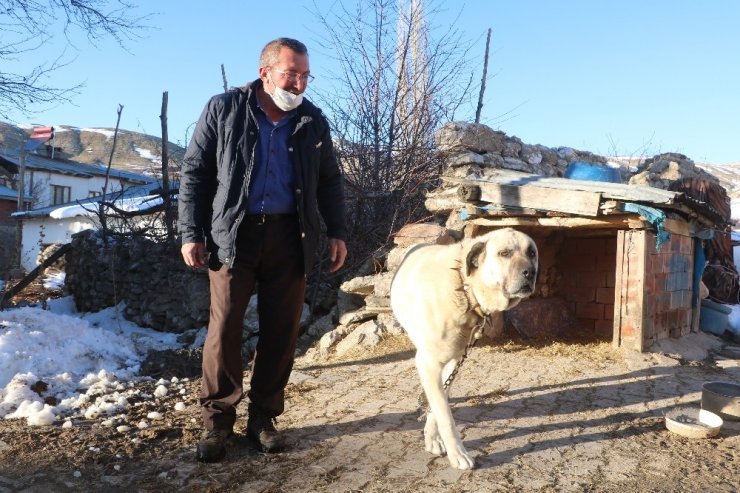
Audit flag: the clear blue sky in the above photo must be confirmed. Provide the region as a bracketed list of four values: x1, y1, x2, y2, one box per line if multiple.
[4, 0, 740, 164]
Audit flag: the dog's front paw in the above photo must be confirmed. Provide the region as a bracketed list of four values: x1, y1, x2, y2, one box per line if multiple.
[423, 414, 446, 456]
[425, 431, 446, 456]
[447, 444, 474, 470]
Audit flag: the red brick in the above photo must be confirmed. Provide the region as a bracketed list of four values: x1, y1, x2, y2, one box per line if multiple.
[656, 292, 670, 312]
[580, 272, 607, 288]
[605, 270, 616, 288]
[604, 304, 615, 321]
[652, 273, 666, 292]
[667, 310, 680, 330]
[596, 287, 615, 304]
[652, 312, 667, 334]
[560, 274, 578, 288]
[576, 302, 604, 320]
[679, 235, 693, 254]
[646, 237, 658, 255]
[595, 254, 616, 272]
[604, 238, 618, 255]
[670, 236, 681, 253]
[563, 286, 596, 303]
[577, 318, 596, 331]
[595, 319, 614, 336]
[645, 255, 665, 274]
[577, 238, 605, 253]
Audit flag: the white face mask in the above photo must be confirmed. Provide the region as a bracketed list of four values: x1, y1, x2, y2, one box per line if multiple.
[267, 73, 303, 111]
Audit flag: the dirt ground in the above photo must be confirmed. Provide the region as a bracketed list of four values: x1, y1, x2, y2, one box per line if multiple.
[0, 321, 738, 493]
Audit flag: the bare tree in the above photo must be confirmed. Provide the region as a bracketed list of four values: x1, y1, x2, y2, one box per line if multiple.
[99, 103, 123, 237]
[310, 0, 476, 272]
[0, 0, 150, 118]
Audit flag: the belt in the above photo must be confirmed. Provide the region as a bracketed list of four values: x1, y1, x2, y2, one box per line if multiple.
[243, 213, 297, 224]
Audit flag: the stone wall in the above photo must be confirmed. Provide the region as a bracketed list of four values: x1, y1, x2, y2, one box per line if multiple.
[65, 230, 210, 332]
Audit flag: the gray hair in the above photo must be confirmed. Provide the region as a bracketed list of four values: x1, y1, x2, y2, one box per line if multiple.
[259, 38, 308, 67]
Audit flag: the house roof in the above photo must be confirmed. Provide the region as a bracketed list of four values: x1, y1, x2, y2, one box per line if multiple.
[0, 151, 156, 184]
[0, 184, 31, 202]
[12, 181, 177, 219]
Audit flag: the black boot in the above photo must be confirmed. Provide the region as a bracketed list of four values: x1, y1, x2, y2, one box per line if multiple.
[246, 410, 286, 452]
[195, 428, 231, 462]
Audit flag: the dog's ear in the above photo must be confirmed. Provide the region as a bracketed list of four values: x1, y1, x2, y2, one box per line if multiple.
[465, 241, 486, 276]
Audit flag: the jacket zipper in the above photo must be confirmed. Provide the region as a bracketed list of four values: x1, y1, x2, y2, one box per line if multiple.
[227, 92, 258, 268]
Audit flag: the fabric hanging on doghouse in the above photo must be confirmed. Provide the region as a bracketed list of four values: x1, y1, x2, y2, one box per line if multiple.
[621, 202, 670, 250]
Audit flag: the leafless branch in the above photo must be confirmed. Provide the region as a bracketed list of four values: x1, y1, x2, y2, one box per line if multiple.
[0, 0, 151, 115]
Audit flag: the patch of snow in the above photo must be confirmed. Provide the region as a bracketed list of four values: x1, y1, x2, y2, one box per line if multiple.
[134, 146, 162, 165]
[81, 128, 115, 139]
[49, 194, 164, 219]
[0, 302, 181, 426]
[43, 271, 65, 290]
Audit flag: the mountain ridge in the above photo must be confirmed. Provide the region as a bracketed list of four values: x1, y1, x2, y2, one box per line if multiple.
[0, 122, 186, 178]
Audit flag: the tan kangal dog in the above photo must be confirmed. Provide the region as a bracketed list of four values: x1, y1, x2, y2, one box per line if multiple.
[390, 228, 538, 469]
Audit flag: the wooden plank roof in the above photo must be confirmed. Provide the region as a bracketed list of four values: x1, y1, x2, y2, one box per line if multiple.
[443, 169, 724, 225]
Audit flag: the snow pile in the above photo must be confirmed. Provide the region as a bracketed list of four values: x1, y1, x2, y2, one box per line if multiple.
[0, 299, 182, 426]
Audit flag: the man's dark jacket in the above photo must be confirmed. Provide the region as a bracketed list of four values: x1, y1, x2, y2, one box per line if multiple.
[178, 79, 346, 272]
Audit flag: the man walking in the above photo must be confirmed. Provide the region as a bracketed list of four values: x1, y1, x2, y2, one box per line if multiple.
[178, 37, 347, 462]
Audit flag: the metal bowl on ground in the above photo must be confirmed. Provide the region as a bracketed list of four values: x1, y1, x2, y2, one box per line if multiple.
[665, 406, 723, 438]
[702, 381, 740, 421]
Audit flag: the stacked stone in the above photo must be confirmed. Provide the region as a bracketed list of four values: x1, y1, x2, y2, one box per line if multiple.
[629, 152, 720, 189]
[427, 122, 610, 231]
[65, 229, 210, 332]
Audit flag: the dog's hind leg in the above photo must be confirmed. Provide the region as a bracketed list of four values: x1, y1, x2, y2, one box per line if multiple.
[415, 354, 474, 470]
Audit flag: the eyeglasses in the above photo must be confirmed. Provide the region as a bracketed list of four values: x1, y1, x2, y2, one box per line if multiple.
[272, 68, 314, 84]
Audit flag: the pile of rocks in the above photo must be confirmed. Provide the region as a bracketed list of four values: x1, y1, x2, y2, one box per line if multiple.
[629, 152, 720, 189]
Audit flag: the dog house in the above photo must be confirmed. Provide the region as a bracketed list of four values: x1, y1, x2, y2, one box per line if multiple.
[446, 169, 724, 351]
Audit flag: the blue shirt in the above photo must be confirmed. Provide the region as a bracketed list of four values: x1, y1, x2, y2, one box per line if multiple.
[245, 100, 297, 214]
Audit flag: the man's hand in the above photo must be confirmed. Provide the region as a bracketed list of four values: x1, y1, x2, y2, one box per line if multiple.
[327, 238, 347, 273]
[181, 242, 206, 268]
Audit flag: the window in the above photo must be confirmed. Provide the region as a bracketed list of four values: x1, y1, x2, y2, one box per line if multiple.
[88, 191, 102, 198]
[51, 185, 71, 205]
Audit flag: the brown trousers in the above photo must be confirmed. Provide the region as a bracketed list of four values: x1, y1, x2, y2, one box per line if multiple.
[200, 217, 305, 431]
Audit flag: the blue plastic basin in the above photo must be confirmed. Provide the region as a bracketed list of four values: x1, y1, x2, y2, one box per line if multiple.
[700, 298, 731, 336]
[564, 161, 622, 183]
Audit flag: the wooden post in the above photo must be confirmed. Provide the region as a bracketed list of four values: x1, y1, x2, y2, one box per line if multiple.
[14, 149, 26, 270]
[475, 28, 492, 124]
[160, 91, 175, 243]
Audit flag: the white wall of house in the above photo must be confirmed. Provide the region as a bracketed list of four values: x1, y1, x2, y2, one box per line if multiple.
[26, 171, 130, 208]
[19, 216, 95, 271]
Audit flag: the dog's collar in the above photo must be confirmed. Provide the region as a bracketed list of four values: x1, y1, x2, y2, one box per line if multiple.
[462, 283, 489, 318]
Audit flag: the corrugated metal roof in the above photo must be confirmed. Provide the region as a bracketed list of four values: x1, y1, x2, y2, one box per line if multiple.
[0, 184, 31, 201]
[0, 151, 156, 184]
[13, 181, 177, 218]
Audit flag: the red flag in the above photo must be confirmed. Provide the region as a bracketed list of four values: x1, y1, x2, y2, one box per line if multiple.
[30, 126, 53, 140]
[25, 125, 54, 151]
